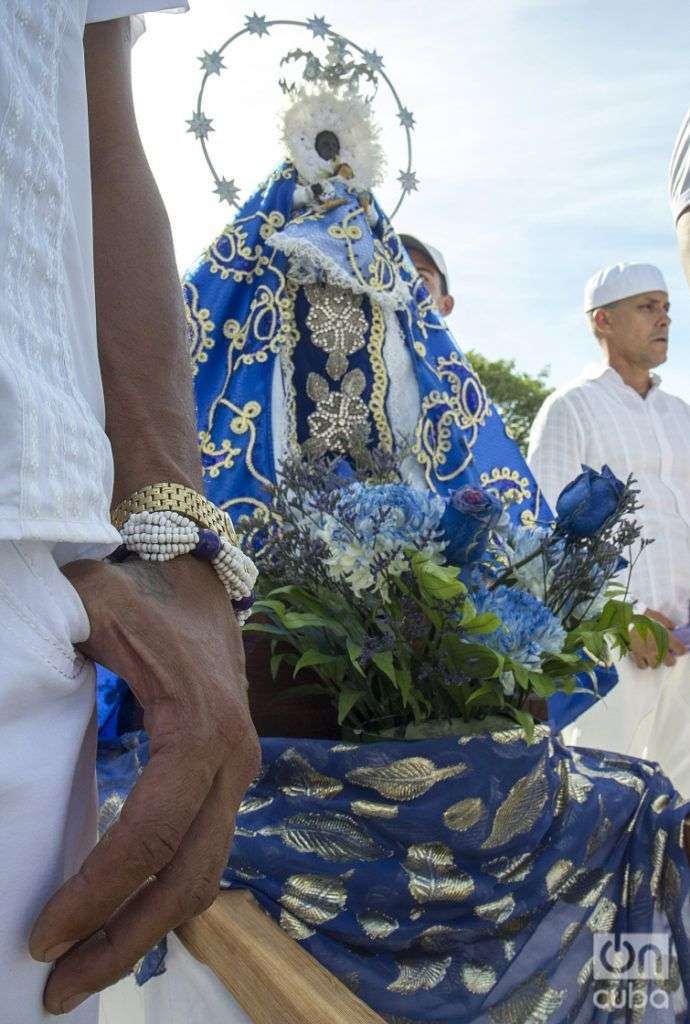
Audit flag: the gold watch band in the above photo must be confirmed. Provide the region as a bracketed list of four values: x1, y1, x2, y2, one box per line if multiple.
[111, 483, 237, 544]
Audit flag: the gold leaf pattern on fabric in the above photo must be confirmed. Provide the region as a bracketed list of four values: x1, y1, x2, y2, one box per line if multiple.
[474, 896, 515, 924]
[567, 771, 593, 805]
[279, 908, 314, 940]
[351, 800, 399, 819]
[559, 922, 579, 955]
[387, 956, 452, 994]
[488, 970, 566, 1023]
[416, 925, 462, 953]
[357, 911, 399, 940]
[237, 794, 274, 816]
[227, 859, 265, 882]
[561, 868, 613, 908]
[577, 958, 593, 988]
[346, 757, 466, 801]
[410, 908, 424, 921]
[587, 896, 617, 934]
[546, 859, 574, 896]
[662, 855, 681, 919]
[481, 759, 549, 849]
[304, 284, 367, 381]
[280, 873, 348, 926]
[98, 793, 124, 835]
[503, 940, 516, 960]
[331, 743, 359, 752]
[483, 851, 534, 883]
[652, 794, 671, 813]
[259, 811, 391, 861]
[275, 748, 343, 799]
[553, 760, 569, 817]
[404, 842, 475, 904]
[650, 828, 668, 898]
[585, 804, 613, 861]
[443, 797, 486, 832]
[461, 962, 497, 995]
[496, 913, 532, 938]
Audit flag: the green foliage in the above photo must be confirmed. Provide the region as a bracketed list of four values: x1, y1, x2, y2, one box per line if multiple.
[465, 349, 553, 454]
[247, 566, 646, 741]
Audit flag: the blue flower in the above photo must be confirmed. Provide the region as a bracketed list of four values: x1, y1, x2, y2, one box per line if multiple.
[441, 485, 503, 566]
[556, 465, 625, 539]
[320, 483, 445, 595]
[472, 585, 566, 668]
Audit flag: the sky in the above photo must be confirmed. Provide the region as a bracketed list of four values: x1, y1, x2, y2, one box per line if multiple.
[132, 0, 690, 400]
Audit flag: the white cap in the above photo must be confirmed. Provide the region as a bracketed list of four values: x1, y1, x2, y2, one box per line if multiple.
[400, 234, 450, 293]
[584, 262, 668, 312]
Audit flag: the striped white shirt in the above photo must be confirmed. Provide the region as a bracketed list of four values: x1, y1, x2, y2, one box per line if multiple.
[527, 362, 690, 625]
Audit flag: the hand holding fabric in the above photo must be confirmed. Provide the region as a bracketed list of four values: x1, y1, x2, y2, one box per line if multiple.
[630, 607, 688, 669]
[29, 556, 260, 1015]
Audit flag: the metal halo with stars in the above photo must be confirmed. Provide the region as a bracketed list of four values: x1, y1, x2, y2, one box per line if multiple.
[187, 11, 418, 217]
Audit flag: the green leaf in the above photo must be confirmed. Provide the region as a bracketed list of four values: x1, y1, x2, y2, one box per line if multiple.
[281, 611, 347, 634]
[511, 662, 529, 690]
[462, 612, 502, 635]
[252, 598, 287, 618]
[632, 615, 669, 665]
[242, 622, 288, 637]
[372, 651, 397, 686]
[449, 642, 502, 679]
[460, 598, 477, 626]
[270, 652, 287, 678]
[337, 689, 363, 725]
[397, 665, 413, 706]
[509, 707, 536, 742]
[413, 556, 466, 602]
[346, 638, 366, 677]
[293, 650, 342, 676]
[465, 682, 504, 708]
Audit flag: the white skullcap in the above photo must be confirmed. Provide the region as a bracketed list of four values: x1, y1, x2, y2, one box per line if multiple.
[400, 234, 450, 293]
[584, 262, 667, 312]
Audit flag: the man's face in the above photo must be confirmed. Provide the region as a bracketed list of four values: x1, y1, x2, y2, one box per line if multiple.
[408, 248, 455, 318]
[597, 290, 671, 370]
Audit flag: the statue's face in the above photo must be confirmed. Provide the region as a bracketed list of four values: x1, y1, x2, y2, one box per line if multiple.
[408, 248, 455, 318]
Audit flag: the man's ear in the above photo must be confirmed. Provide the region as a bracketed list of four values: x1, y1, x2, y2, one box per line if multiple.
[439, 294, 455, 318]
[592, 307, 611, 335]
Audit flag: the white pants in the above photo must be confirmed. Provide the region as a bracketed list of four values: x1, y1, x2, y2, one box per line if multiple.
[0, 541, 98, 1024]
[564, 654, 690, 797]
[99, 934, 251, 1024]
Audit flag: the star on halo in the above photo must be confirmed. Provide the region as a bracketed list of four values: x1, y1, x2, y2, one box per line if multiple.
[198, 50, 225, 76]
[245, 12, 269, 37]
[362, 49, 384, 73]
[306, 14, 331, 39]
[397, 107, 415, 130]
[186, 111, 214, 140]
[398, 169, 419, 194]
[213, 178, 241, 205]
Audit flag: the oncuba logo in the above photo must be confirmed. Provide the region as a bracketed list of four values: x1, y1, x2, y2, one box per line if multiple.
[592, 933, 670, 1012]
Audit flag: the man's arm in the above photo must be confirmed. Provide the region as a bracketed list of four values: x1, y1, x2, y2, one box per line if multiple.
[29, 19, 260, 1014]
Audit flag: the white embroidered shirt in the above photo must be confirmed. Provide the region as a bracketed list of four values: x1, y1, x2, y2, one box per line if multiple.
[527, 363, 690, 625]
[0, 1, 186, 563]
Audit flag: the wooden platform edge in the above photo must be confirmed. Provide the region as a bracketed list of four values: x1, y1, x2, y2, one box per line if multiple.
[176, 890, 387, 1024]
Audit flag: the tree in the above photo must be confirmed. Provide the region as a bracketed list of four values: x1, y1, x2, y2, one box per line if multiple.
[465, 349, 553, 456]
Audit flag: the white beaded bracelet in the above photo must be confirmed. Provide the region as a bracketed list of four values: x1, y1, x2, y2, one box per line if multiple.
[113, 510, 257, 623]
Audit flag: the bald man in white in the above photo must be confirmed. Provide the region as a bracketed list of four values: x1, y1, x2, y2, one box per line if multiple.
[528, 262, 690, 794]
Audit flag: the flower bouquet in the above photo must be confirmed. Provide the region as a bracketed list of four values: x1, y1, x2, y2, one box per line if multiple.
[243, 451, 666, 741]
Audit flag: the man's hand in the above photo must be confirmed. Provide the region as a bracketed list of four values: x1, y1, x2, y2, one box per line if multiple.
[629, 607, 687, 669]
[29, 556, 260, 1015]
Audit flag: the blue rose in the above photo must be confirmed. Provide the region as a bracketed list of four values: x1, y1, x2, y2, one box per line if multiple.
[555, 465, 625, 538]
[441, 485, 503, 566]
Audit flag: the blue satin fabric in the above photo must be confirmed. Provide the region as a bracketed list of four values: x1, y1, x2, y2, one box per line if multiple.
[97, 726, 690, 1020]
[185, 162, 549, 529]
